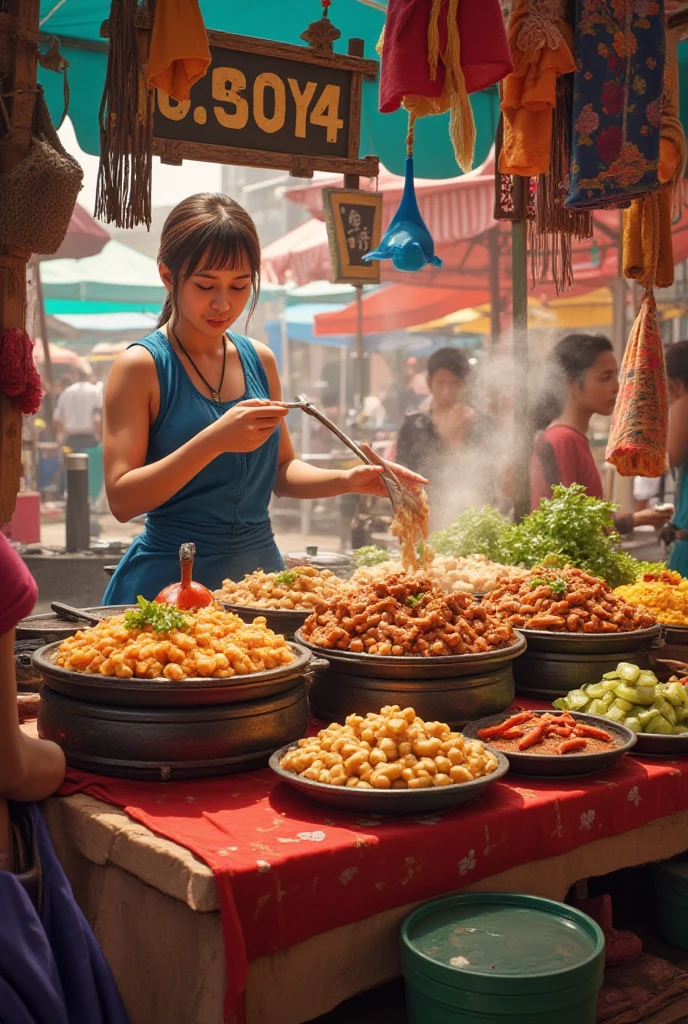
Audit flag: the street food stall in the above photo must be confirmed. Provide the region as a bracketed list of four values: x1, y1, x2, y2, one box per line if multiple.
[7, 0, 688, 1023]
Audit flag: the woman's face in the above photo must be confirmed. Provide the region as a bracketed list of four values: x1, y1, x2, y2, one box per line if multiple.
[160, 254, 253, 339]
[572, 350, 619, 416]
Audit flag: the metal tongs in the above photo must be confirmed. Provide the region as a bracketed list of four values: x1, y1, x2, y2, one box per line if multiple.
[285, 394, 422, 515]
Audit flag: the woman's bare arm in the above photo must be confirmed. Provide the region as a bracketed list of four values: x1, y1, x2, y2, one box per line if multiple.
[668, 394, 688, 470]
[0, 629, 65, 801]
[104, 346, 287, 521]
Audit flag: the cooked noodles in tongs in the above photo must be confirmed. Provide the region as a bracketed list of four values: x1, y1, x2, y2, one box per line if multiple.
[286, 395, 429, 569]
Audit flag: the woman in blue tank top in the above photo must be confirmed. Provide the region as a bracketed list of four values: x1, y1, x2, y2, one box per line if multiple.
[666, 342, 688, 577]
[102, 194, 424, 605]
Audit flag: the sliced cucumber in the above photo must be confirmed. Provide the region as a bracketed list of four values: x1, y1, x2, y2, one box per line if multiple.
[605, 706, 627, 723]
[603, 671, 621, 680]
[586, 683, 608, 700]
[611, 697, 633, 713]
[654, 697, 677, 726]
[645, 715, 673, 735]
[673, 724, 688, 735]
[589, 699, 610, 717]
[614, 683, 654, 705]
[625, 717, 642, 733]
[617, 663, 641, 683]
[637, 671, 659, 688]
[638, 708, 661, 727]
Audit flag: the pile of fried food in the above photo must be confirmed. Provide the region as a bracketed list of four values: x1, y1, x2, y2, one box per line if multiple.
[214, 565, 343, 611]
[483, 565, 657, 633]
[353, 554, 523, 596]
[301, 572, 517, 655]
[55, 600, 294, 680]
[279, 704, 499, 789]
[615, 570, 688, 627]
[477, 710, 618, 755]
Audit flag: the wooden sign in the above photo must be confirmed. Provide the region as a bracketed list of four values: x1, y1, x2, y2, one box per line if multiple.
[322, 189, 383, 285]
[132, 13, 379, 179]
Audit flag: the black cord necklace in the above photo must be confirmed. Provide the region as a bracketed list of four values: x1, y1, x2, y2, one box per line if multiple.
[171, 327, 227, 403]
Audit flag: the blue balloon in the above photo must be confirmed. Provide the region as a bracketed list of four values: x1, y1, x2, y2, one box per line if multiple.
[363, 156, 443, 273]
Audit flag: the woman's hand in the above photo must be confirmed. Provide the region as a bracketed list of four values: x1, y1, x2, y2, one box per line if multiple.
[633, 506, 674, 529]
[207, 398, 289, 454]
[344, 442, 428, 498]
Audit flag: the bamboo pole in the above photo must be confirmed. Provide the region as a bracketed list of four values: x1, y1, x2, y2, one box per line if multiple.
[0, 0, 40, 524]
[511, 176, 530, 523]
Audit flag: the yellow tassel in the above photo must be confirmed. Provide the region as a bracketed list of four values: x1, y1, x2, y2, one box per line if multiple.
[427, 0, 443, 81]
[376, 24, 385, 56]
[445, 0, 475, 172]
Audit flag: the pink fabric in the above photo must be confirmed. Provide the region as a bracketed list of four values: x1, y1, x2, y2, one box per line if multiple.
[379, 0, 512, 113]
[0, 533, 37, 635]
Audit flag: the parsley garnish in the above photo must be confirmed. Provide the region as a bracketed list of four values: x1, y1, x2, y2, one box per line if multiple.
[406, 593, 425, 608]
[274, 570, 298, 586]
[124, 596, 190, 633]
[529, 577, 567, 596]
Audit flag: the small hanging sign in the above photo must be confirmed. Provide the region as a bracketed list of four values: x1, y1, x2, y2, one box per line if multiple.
[322, 188, 383, 284]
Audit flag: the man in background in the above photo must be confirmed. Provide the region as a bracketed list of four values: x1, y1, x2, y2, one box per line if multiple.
[54, 361, 102, 453]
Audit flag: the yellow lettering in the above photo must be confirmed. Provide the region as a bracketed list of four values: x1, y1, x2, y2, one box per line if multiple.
[157, 90, 190, 122]
[212, 67, 249, 130]
[287, 78, 317, 138]
[310, 84, 344, 144]
[253, 72, 286, 134]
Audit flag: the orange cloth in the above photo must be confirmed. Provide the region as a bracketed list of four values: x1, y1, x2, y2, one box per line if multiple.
[623, 190, 674, 290]
[499, 5, 575, 177]
[145, 0, 211, 102]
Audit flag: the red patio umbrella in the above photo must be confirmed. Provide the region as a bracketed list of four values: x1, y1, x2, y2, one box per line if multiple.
[37, 203, 110, 262]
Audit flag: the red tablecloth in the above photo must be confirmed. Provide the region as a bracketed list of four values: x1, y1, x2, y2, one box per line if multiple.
[61, 747, 688, 1022]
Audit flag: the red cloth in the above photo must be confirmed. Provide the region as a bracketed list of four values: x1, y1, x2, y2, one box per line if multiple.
[0, 328, 43, 415]
[0, 533, 37, 635]
[61, 746, 688, 1021]
[530, 424, 604, 508]
[379, 0, 512, 112]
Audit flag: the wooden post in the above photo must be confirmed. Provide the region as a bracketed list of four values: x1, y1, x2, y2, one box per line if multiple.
[511, 175, 530, 523]
[0, 0, 40, 524]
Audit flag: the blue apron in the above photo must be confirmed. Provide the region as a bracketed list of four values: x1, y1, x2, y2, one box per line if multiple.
[103, 330, 283, 605]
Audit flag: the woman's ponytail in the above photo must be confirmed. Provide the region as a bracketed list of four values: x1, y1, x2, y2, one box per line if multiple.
[157, 292, 173, 329]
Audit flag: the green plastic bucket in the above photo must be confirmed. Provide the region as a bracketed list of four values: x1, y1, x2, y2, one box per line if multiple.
[401, 892, 605, 1024]
[653, 857, 688, 950]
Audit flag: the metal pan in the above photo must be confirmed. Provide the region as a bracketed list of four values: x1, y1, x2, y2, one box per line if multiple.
[269, 743, 509, 815]
[632, 731, 688, 757]
[463, 710, 637, 777]
[221, 603, 310, 637]
[17, 605, 134, 641]
[516, 624, 663, 656]
[32, 640, 314, 708]
[661, 624, 688, 646]
[294, 628, 526, 680]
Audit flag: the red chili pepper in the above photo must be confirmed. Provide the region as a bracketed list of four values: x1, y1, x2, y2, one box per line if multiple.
[643, 574, 659, 582]
[546, 725, 574, 738]
[518, 724, 547, 750]
[500, 727, 525, 739]
[478, 711, 534, 740]
[555, 738, 588, 754]
[573, 724, 612, 741]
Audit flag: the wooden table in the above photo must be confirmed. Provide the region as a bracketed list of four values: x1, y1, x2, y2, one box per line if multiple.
[43, 794, 688, 1024]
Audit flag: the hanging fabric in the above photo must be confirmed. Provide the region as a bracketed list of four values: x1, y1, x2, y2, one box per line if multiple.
[145, 0, 211, 102]
[0, 328, 43, 416]
[566, 0, 665, 211]
[95, 0, 153, 229]
[378, 0, 512, 173]
[499, 0, 576, 178]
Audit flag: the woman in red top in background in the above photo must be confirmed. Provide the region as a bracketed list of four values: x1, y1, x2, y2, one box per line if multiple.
[530, 334, 671, 533]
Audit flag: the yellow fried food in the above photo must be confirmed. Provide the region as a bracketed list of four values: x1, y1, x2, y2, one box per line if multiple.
[279, 704, 499, 789]
[56, 606, 294, 680]
[214, 565, 344, 610]
[615, 571, 688, 626]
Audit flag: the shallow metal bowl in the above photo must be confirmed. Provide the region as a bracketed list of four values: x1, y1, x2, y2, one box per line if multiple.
[632, 730, 688, 756]
[517, 624, 663, 655]
[269, 743, 509, 815]
[294, 629, 527, 680]
[17, 605, 134, 642]
[463, 710, 637, 777]
[32, 640, 313, 708]
[221, 603, 310, 637]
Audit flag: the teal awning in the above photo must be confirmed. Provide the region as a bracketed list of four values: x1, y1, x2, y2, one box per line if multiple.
[40, 239, 165, 304]
[38, 0, 499, 179]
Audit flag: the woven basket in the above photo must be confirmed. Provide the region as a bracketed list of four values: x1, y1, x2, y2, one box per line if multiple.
[0, 88, 83, 255]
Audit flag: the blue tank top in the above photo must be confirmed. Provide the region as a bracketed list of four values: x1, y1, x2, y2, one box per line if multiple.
[102, 329, 284, 604]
